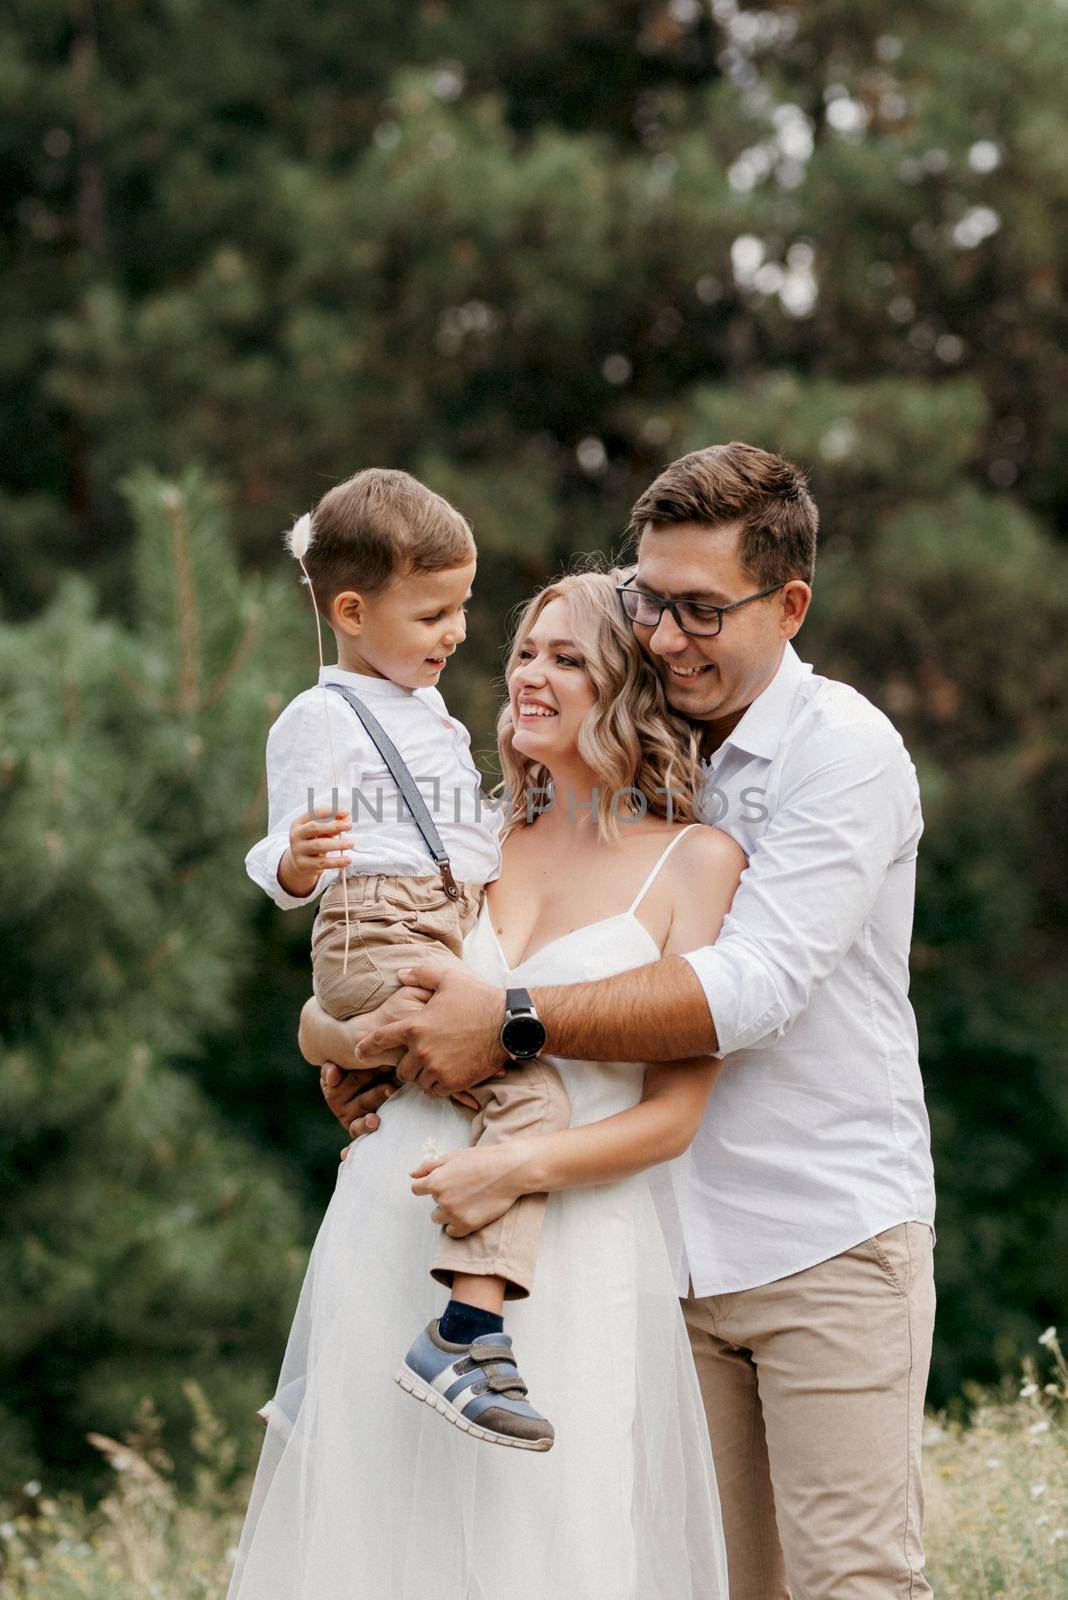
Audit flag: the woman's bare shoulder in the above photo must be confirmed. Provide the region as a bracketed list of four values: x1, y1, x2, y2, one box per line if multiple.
[667, 822, 748, 878]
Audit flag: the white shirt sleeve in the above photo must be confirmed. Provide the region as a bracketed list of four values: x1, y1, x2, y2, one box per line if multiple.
[683, 719, 923, 1056]
[244, 693, 365, 911]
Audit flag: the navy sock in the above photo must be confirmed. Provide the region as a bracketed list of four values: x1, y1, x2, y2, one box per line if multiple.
[438, 1298, 504, 1346]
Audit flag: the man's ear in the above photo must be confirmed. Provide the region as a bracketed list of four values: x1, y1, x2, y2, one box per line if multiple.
[332, 589, 365, 636]
[780, 580, 812, 639]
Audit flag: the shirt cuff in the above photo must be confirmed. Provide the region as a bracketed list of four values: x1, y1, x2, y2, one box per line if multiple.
[681, 945, 784, 1059]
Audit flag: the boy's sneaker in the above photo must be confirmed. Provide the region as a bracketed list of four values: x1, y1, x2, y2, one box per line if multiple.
[395, 1320, 554, 1451]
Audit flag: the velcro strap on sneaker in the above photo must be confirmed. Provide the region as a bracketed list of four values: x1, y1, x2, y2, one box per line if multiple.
[468, 1344, 518, 1368]
[483, 1372, 529, 1398]
[467, 1344, 527, 1398]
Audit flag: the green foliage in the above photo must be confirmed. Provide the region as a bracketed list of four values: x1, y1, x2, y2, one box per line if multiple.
[0, 471, 314, 1486]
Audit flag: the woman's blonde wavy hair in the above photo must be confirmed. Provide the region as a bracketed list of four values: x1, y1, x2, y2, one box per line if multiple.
[496, 568, 703, 842]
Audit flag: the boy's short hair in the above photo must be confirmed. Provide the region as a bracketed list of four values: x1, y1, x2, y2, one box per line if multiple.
[304, 469, 475, 620]
[627, 442, 818, 588]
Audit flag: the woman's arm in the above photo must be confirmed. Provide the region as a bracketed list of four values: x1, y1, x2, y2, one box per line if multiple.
[516, 1053, 720, 1187]
[298, 995, 378, 1068]
[412, 829, 744, 1231]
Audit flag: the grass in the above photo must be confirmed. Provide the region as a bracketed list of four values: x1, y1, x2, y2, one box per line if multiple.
[924, 1329, 1068, 1598]
[1, 1337, 1066, 1599]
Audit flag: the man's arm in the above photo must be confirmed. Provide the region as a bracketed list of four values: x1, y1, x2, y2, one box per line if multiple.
[352, 718, 918, 1094]
[535, 954, 717, 1059]
[353, 826, 742, 1096]
[536, 720, 920, 1061]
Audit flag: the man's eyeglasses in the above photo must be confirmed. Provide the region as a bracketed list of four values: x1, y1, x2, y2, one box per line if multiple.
[616, 581, 785, 638]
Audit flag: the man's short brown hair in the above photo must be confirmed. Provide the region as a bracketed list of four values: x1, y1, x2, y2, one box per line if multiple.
[627, 442, 818, 587]
[302, 468, 474, 620]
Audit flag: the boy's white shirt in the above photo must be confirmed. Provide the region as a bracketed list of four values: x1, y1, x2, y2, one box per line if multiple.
[245, 665, 502, 911]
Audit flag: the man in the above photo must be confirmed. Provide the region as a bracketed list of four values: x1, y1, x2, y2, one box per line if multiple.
[320, 442, 936, 1600]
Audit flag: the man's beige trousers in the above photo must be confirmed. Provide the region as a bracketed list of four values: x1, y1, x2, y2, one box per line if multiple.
[684, 1222, 935, 1600]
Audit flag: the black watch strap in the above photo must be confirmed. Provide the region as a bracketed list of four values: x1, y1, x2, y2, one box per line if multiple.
[501, 987, 547, 1061]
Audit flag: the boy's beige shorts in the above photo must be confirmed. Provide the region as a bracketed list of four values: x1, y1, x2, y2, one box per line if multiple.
[312, 875, 570, 1300]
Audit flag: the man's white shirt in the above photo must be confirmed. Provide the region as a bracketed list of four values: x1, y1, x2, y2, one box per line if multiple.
[665, 643, 935, 1296]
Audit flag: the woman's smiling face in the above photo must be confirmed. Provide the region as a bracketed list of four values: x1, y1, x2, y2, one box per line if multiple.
[507, 596, 597, 767]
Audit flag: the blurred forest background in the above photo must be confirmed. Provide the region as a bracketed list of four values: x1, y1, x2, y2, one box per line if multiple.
[1, 0, 1066, 1495]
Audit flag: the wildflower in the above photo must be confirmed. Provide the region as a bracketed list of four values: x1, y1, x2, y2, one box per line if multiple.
[1019, 1382, 1038, 1398]
[1028, 1419, 1050, 1436]
[985, 1458, 1002, 1469]
[1049, 1527, 1065, 1546]
[0, 1523, 15, 1540]
[1037, 1326, 1057, 1347]
[21, 1481, 41, 1497]
[1031, 1482, 1047, 1498]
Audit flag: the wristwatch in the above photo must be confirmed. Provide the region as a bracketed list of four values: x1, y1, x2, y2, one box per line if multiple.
[499, 987, 547, 1062]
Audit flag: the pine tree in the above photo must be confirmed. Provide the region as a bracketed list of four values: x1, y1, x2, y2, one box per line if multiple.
[0, 469, 312, 1485]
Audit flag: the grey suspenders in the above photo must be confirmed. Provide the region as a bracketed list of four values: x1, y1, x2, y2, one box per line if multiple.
[324, 682, 460, 901]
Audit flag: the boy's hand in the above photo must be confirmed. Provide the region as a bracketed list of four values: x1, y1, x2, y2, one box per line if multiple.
[278, 806, 354, 897]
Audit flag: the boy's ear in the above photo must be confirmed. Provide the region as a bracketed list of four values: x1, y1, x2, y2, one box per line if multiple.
[331, 589, 365, 635]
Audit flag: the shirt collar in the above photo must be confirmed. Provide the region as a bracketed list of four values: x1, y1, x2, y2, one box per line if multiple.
[712, 643, 811, 763]
[318, 664, 414, 700]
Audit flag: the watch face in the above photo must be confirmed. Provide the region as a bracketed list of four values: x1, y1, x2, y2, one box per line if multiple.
[502, 1012, 547, 1059]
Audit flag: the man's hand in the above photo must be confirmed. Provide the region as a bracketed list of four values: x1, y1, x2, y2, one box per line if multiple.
[320, 1059, 398, 1134]
[279, 806, 353, 898]
[354, 962, 508, 1096]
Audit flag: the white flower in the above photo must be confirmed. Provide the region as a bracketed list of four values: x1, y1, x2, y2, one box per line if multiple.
[1031, 1482, 1047, 1498]
[284, 512, 315, 560]
[1037, 1326, 1057, 1347]
[1028, 1419, 1050, 1436]
[0, 1523, 16, 1540]
[1020, 1382, 1038, 1398]
[1051, 1529, 1066, 1545]
[21, 1480, 41, 1497]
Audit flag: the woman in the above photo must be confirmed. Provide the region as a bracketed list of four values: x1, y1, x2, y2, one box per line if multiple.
[228, 571, 745, 1600]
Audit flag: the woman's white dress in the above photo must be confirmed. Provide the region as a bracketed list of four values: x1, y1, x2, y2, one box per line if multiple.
[228, 838, 728, 1600]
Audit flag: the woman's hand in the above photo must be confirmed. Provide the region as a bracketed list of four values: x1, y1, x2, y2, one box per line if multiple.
[409, 1143, 526, 1236]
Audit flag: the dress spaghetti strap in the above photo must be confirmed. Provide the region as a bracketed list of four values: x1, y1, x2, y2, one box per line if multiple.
[627, 824, 701, 917]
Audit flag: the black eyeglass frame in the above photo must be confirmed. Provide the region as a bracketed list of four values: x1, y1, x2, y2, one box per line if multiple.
[615, 581, 786, 638]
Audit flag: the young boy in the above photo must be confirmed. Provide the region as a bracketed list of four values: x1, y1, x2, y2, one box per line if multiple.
[245, 468, 567, 1450]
